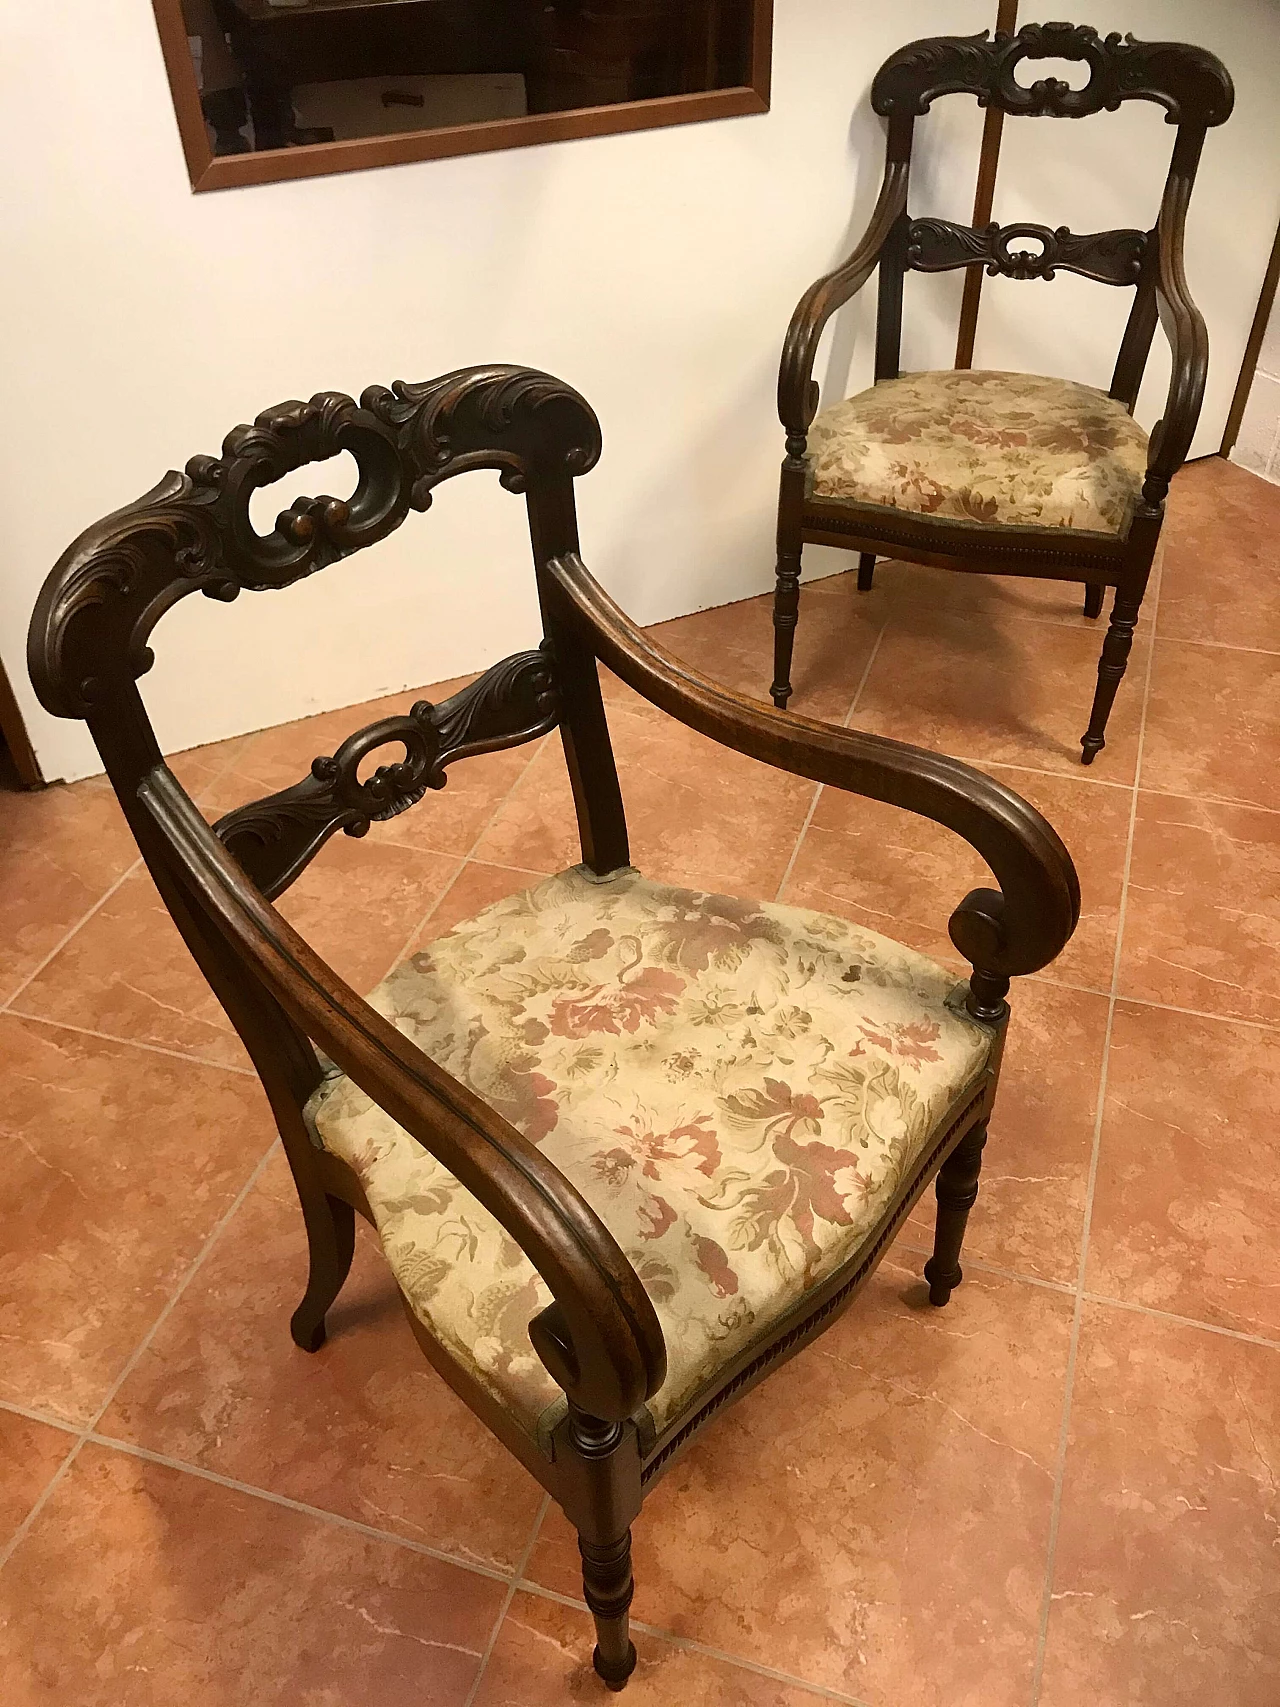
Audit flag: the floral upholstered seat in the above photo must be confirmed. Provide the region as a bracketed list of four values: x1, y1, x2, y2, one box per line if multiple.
[308, 865, 993, 1439]
[806, 369, 1149, 534]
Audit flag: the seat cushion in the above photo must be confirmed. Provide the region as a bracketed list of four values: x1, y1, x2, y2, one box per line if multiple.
[806, 368, 1149, 534]
[307, 867, 993, 1437]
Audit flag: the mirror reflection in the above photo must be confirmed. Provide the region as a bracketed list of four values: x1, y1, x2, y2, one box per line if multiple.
[180, 0, 759, 156]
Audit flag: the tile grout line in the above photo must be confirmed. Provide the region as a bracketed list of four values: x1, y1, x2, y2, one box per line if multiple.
[0, 857, 142, 1016]
[1151, 633, 1280, 658]
[775, 618, 890, 906]
[0, 1138, 280, 1576]
[378, 737, 551, 981]
[1, 726, 262, 1019]
[83, 1434, 513, 1585]
[462, 1494, 552, 1707]
[885, 1250, 1280, 1355]
[507, 1579, 877, 1707]
[1027, 548, 1162, 1707]
[3, 1008, 259, 1076]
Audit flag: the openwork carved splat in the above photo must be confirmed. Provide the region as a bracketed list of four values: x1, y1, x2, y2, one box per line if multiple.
[214, 648, 558, 898]
[906, 218, 1148, 285]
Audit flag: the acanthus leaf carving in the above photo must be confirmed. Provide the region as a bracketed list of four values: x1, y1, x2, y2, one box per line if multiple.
[906, 218, 1148, 285]
[213, 647, 559, 899]
[29, 368, 600, 722]
[873, 24, 1233, 127]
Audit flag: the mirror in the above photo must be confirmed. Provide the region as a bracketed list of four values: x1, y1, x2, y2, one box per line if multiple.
[154, 0, 773, 190]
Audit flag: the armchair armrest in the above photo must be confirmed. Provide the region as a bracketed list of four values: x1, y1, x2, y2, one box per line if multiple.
[777, 158, 910, 437]
[137, 764, 667, 1426]
[545, 554, 1080, 995]
[1144, 143, 1209, 499]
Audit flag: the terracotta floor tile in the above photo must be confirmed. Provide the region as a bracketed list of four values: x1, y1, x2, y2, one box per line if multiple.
[1119, 791, 1280, 1024]
[12, 865, 247, 1067]
[200, 684, 461, 809]
[0, 1443, 506, 1706]
[1086, 1003, 1280, 1336]
[166, 732, 259, 805]
[475, 688, 816, 900]
[1038, 1303, 1280, 1707]
[879, 555, 1158, 632]
[474, 1591, 830, 1706]
[649, 568, 888, 722]
[1157, 457, 1280, 651]
[782, 764, 1128, 993]
[1142, 639, 1280, 809]
[100, 1149, 546, 1572]
[904, 980, 1107, 1286]
[16, 836, 457, 1066]
[0, 1016, 273, 1424]
[855, 605, 1147, 782]
[0, 1411, 74, 1550]
[0, 777, 138, 1005]
[526, 1260, 1072, 1706]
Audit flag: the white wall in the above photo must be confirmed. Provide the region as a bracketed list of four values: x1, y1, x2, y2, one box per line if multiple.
[0, 0, 984, 783]
[1231, 277, 1280, 484]
[3, 3, 1277, 783]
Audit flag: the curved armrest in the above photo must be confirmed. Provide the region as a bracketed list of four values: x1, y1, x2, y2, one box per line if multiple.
[545, 555, 1080, 987]
[1145, 156, 1208, 497]
[138, 765, 667, 1425]
[778, 159, 909, 437]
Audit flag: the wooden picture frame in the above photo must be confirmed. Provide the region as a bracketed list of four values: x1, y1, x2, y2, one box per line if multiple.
[151, 0, 773, 193]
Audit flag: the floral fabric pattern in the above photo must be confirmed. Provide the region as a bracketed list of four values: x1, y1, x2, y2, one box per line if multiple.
[806, 368, 1149, 534]
[308, 867, 993, 1436]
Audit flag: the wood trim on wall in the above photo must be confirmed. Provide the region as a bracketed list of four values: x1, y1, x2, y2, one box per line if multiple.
[954, 0, 1019, 369]
[0, 657, 41, 787]
[1221, 210, 1280, 456]
[152, 0, 774, 193]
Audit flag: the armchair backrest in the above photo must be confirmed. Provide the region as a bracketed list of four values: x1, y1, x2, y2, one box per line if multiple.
[867, 22, 1233, 417]
[28, 366, 630, 893]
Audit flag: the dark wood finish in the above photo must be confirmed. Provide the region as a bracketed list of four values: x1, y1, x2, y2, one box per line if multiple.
[909, 216, 1147, 285]
[1222, 212, 1280, 459]
[773, 21, 1232, 762]
[153, 0, 772, 191]
[955, 0, 1018, 371]
[924, 1121, 988, 1306]
[29, 363, 1080, 1690]
[214, 650, 558, 898]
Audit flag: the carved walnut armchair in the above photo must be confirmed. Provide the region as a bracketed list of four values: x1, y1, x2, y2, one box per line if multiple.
[772, 22, 1233, 763]
[30, 367, 1078, 1690]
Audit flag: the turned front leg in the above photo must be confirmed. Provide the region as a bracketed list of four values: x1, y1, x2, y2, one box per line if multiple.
[924, 1122, 988, 1307]
[771, 548, 802, 709]
[580, 1528, 637, 1691]
[1081, 593, 1142, 764]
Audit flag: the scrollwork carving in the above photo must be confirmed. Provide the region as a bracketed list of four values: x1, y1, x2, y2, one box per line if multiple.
[29, 367, 600, 721]
[872, 23, 1233, 127]
[906, 218, 1148, 285]
[213, 647, 559, 898]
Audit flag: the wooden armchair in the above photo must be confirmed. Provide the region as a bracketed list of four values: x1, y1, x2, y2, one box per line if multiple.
[772, 22, 1233, 763]
[30, 366, 1079, 1690]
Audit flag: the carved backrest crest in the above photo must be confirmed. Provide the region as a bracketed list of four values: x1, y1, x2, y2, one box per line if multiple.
[872, 24, 1230, 299]
[872, 23, 1234, 126]
[29, 366, 601, 720]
